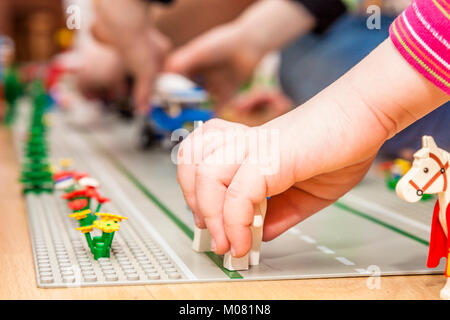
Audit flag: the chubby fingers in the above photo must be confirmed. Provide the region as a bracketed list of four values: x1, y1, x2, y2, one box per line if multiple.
[223, 161, 267, 257]
[194, 160, 237, 254]
[177, 119, 246, 230]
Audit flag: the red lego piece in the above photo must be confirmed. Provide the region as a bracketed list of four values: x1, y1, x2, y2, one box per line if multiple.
[68, 198, 89, 211]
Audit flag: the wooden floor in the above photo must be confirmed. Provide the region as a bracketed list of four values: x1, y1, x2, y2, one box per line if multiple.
[0, 127, 444, 300]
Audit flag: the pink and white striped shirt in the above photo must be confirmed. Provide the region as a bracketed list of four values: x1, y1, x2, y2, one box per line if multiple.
[390, 0, 450, 95]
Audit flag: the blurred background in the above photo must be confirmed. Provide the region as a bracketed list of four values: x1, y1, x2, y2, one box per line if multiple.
[0, 0, 65, 62]
[0, 0, 447, 159]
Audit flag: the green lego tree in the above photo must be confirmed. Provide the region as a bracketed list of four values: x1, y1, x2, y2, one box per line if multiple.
[3, 66, 23, 125]
[20, 81, 53, 193]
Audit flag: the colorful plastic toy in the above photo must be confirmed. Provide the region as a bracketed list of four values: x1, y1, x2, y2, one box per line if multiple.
[140, 73, 213, 149]
[0, 36, 21, 125]
[380, 158, 434, 201]
[20, 81, 53, 193]
[396, 136, 449, 299]
[54, 170, 88, 191]
[75, 211, 127, 260]
[55, 164, 127, 260]
[192, 199, 267, 271]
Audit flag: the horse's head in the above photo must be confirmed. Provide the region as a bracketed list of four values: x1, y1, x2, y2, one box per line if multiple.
[396, 136, 448, 203]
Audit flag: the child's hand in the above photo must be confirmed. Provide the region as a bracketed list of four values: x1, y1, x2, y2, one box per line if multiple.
[177, 40, 448, 258]
[177, 100, 380, 258]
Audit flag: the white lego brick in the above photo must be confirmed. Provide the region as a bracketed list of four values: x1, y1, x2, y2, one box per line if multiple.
[250, 200, 267, 266]
[79, 177, 100, 188]
[192, 226, 211, 252]
[223, 252, 249, 271]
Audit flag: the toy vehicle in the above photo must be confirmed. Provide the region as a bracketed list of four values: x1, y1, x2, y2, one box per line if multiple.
[139, 73, 213, 149]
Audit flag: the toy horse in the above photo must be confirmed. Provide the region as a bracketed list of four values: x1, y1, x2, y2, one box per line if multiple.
[192, 199, 267, 271]
[396, 136, 449, 299]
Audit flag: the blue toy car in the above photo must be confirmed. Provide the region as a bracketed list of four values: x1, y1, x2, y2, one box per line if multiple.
[140, 73, 214, 149]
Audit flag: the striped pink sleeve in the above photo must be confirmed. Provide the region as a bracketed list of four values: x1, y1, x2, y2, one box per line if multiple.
[389, 0, 450, 95]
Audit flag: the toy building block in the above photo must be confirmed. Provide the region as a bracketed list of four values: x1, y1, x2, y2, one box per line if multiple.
[18, 80, 55, 194]
[54, 176, 75, 191]
[250, 199, 267, 266]
[68, 198, 89, 211]
[55, 170, 88, 186]
[3, 65, 23, 125]
[191, 199, 267, 271]
[139, 73, 213, 149]
[20, 158, 54, 193]
[192, 226, 212, 252]
[223, 200, 267, 271]
[60, 169, 119, 260]
[59, 158, 73, 170]
[79, 177, 100, 188]
[396, 136, 449, 300]
[64, 185, 110, 222]
[223, 252, 250, 271]
[69, 209, 95, 226]
[75, 212, 128, 260]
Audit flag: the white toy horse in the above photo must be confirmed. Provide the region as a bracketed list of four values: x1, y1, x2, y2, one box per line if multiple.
[192, 199, 267, 271]
[396, 136, 449, 299]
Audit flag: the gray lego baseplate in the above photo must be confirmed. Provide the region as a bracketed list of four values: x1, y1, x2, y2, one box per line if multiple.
[12, 102, 444, 288]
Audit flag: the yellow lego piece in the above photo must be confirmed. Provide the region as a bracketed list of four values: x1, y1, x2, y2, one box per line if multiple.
[94, 219, 120, 233]
[69, 209, 91, 220]
[43, 114, 54, 127]
[394, 158, 412, 175]
[76, 225, 94, 233]
[50, 164, 59, 174]
[96, 212, 128, 222]
[59, 158, 73, 170]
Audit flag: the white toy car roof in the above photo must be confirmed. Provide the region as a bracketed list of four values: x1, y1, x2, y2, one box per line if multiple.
[155, 73, 208, 104]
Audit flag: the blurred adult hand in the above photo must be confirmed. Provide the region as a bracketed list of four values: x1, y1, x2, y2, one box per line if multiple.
[165, 0, 315, 106]
[164, 23, 265, 105]
[75, 40, 125, 100]
[92, 0, 171, 113]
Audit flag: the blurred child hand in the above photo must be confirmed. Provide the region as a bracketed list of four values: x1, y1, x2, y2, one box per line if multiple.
[177, 40, 449, 258]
